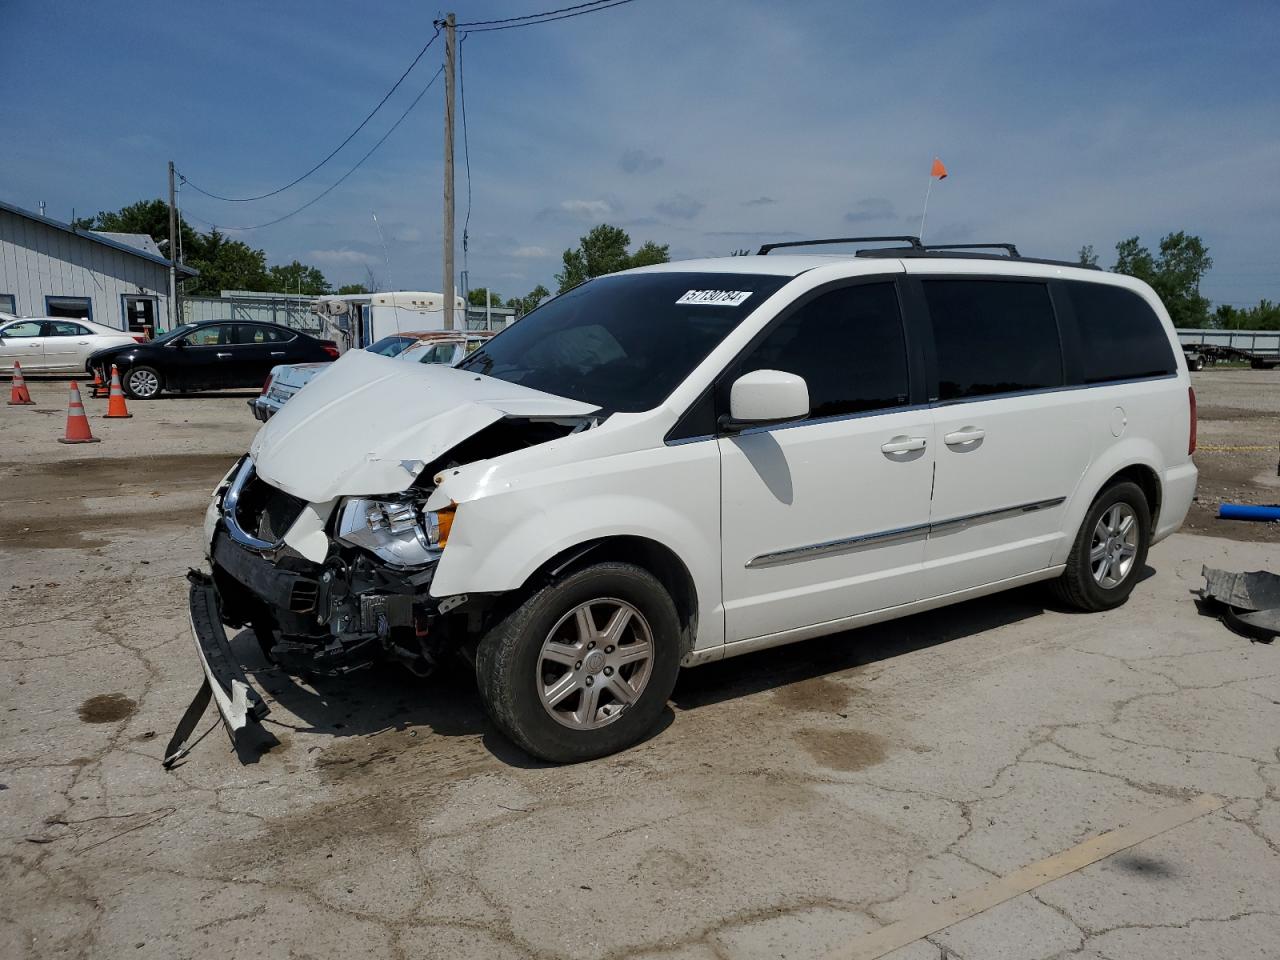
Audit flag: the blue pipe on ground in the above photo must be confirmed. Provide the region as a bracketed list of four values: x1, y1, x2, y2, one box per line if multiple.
[1219, 503, 1280, 521]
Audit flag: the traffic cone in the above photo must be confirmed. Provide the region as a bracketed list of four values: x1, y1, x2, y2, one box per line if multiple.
[57, 382, 100, 444]
[90, 367, 106, 398]
[7, 361, 35, 405]
[104, 365, 132, 418]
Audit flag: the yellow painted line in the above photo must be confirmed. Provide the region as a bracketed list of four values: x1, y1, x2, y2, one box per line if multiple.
[1196, 444, 1275, 452]
[824, 794, 1224, 960]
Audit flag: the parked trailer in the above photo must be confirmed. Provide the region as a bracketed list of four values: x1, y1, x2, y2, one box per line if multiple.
[1178, 329, 1280, 370]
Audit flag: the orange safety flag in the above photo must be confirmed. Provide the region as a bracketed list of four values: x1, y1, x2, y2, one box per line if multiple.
[931, 157, 948, 180]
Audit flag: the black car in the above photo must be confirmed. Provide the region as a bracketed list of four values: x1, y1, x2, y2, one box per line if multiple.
[87, 320, 339, 399]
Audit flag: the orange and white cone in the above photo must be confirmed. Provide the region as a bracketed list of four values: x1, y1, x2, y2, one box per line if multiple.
[8, 361, 35, 405]
[104, 365, 132, 418]
[90, 367, 106, 398]
[57, 382, 100, 444]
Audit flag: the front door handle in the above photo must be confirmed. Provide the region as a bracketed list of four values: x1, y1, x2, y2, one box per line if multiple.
[216, 352, 233, 359]
[881, 436, 928, 454]
[944, 427, 986, 445]
[270, 351, 286, 357]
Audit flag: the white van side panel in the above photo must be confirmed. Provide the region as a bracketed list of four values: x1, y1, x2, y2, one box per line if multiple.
[428, 437, 726, 651]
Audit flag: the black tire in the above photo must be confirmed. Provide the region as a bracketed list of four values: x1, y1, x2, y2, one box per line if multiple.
[1051, 481, 1151, 612]
[475, 561, 681, 763]
[1190, 358, 1203, 372]
[122, 365, 163, 399]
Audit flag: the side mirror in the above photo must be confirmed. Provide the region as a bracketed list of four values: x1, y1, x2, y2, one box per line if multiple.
[719, 369, 809, 433]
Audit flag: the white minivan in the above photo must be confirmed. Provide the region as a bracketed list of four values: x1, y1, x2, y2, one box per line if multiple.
[170, 238, 1197, 765]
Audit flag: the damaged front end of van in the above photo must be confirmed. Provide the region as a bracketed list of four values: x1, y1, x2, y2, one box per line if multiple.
[163, 349, 599, 766]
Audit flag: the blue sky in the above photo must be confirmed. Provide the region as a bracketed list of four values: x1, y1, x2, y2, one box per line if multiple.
[4, 0, 1279, 306]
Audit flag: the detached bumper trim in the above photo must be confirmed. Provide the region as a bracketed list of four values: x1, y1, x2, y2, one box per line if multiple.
[163, 573, 269, 766]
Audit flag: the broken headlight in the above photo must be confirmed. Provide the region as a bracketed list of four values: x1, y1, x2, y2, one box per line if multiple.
[336, 497, 452, 568]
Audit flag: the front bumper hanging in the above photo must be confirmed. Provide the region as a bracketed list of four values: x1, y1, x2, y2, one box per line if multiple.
[162, 571, 270, 768]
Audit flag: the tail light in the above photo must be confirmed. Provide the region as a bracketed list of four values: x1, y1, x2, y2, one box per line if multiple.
[321, 341, 340, 359]
[1188, 386, 1197, 455]
[260, 374, 273, 396]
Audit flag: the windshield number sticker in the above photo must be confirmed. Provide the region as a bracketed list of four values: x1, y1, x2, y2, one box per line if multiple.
[676, 290, 753, 307]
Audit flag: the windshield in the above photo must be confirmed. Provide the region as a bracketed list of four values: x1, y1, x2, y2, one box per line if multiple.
[458, 272, 790, 411]
[366, 334, 417, 357]
[151, 323, 198, 344]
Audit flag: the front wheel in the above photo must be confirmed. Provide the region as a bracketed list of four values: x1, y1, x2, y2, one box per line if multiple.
[475, 561, 681, 763]
[1051, 481, 1151, 612]
[123, 365, 163, 399]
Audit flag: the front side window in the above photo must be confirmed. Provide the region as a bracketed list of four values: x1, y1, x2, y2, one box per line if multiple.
[923, 280, 1062, 401]
[46, 321, 91, 337]
[459, 272, 792, 411]
[2, 320, 42, 338]
[724, 281, 910, 421]
[181, 324, 234, 346]
[1066, 281, 1176, 383]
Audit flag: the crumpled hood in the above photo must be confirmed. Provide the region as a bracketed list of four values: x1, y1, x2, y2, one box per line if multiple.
[250, 349, 598, 502]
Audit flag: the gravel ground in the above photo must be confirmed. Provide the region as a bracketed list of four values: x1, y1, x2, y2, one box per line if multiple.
[2, 375, 1278, 960]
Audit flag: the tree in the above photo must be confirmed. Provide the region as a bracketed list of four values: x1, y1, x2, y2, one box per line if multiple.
[506, 284, 550, 317]
[554, 224, 670, 293]
[1214, 300, 1280, 331]
[1113, 232, 1212, 328]
[468, 286, 503, 308]
[336, 283, 369, 295]
[266, 261, 330, 296]
[1077, 244, 1098, 267]
[74, 200, 333, 298]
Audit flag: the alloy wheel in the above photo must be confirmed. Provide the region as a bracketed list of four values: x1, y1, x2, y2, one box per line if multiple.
[127, 369, 159, 398]
[536, 598, 654, 730]
[1090, 502, 1138, 588]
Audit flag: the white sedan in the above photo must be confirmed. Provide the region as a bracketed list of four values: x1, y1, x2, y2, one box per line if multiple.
[0, 316, 143, 373]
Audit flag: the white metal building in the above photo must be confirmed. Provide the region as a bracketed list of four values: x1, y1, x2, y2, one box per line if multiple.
[0, 198, 196, 332]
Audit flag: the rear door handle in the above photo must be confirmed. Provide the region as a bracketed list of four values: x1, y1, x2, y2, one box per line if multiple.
[881, 436, 928, 454]
[270, 351, 286, 357]
[216, 352, 233, 359]
[944, 427, 986, 445]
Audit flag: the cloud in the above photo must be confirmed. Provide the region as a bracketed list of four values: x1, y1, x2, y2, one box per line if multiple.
[742, 196, 776, 207]
[843, 198, 897, 224]
[307, 248, 380, 266]
[510, 245, 549, 258]
[655, 193, 705, 220]
[619, 148, 664, 174]
[537, 198, 620, 223]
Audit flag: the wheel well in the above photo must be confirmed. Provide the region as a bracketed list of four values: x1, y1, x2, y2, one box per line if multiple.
[525, 537, 699, 657]
[1102, 464, 1162, 527]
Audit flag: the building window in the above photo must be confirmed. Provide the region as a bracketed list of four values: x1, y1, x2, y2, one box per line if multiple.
[45, 296, 93, 322]
[0, 294, 15, 315]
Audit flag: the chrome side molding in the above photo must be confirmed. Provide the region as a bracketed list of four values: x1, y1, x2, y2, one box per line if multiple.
[746, 496, 1066, 569]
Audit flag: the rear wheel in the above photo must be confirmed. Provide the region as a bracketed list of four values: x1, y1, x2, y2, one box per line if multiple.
[475, 562, 681, 763]
[1051, 481, 1151, 612]
[123, 365, 163, 399]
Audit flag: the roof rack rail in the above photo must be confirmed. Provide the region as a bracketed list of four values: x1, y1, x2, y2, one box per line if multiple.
[923, 242, 1021, 257]
[757, 236, 923, 255]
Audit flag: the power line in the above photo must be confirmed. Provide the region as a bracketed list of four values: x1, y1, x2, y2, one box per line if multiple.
[179, 27, 441, 202]
[454, 0, 628, 28]
[183, 65, 445, 232]
[455, 0, 637, 33]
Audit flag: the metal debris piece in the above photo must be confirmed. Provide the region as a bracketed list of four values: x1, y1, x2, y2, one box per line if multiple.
[1199, 566, 1280, 643]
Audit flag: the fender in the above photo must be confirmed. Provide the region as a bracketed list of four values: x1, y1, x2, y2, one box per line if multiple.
[429, 443, 726, 651]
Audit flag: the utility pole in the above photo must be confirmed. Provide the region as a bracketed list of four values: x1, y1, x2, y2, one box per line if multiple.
[167, 161, 179, 330]
[442, 13, 457, 330]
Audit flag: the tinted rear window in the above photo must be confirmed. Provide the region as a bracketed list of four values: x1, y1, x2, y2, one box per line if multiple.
[923, 280, 1062, 401]
[1066, 281, 1176, 383]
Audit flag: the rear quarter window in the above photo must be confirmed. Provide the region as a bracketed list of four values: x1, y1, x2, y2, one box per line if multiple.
[1066, 281, 1176, 383]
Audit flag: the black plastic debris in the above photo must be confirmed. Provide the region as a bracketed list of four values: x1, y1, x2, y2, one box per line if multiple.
[1199, 566, 1280, 643]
